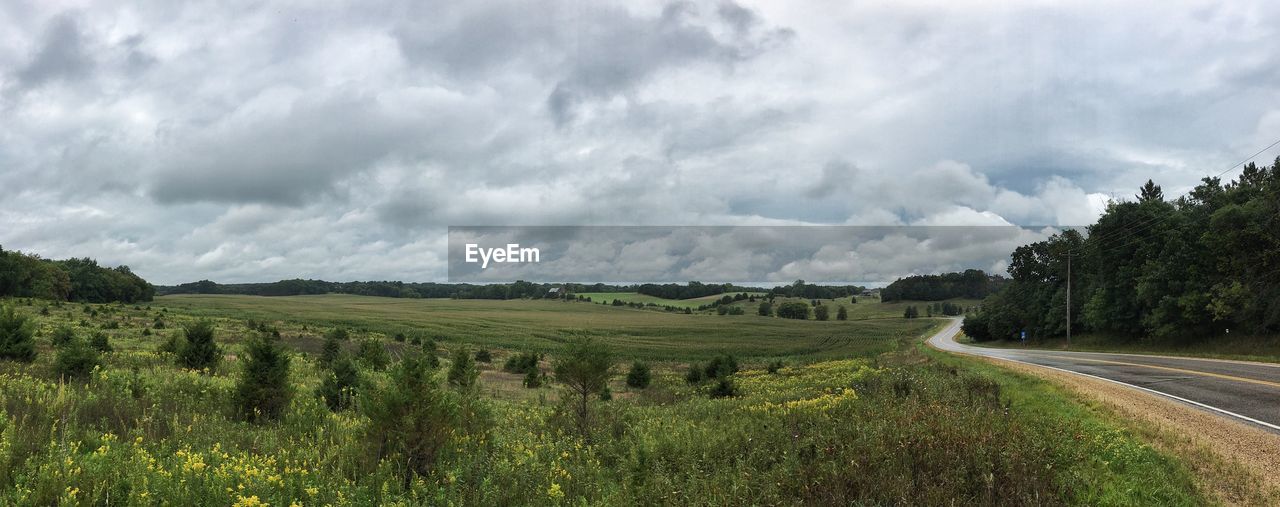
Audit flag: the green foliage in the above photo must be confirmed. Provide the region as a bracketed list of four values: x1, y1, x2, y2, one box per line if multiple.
[326, 327, 350, 341]
[447, 347, 478, 388]
[903, 306, 919, 319]
[881, 269, 1005, 302]
[0, 306, 36, 362]
[814, 305, 829, 321]
[684, 364, 704, 384]
[552, 339, 615, 439]
[232, 334, 292, 422]
[522, 368, 544, 388]
[836, 305, 848, 321]
[474, 349, 492, 363]
[356, 338, 389, 371]
[702, 354, 738, 380]
[757, 300, 772, 316]
[318, 355, 361, 412]
[393, 332, 406, 342]
[502, 351, 541, 375]
[767, 360, 784, 374]
[89, 331, 113, 352]
[50, 325, 76, 347]
[708, 377, 738, 398]
[776, 301, 810, 320]
[177, 320, 220, 370]
[53, 337, 99, 380]
[423, 339, 440, 368]
[625, 361, 651, 389]
[319, 333, 342, 367]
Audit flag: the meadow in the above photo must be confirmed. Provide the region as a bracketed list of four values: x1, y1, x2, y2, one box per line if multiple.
[0, 295, 1209, 505]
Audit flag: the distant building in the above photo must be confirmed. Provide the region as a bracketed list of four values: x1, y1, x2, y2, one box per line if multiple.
[546, 287, 562, 298]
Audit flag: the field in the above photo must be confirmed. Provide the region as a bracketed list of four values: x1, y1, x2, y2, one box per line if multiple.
[0, 295, 1208, 505]
[574, 292, 767, 309]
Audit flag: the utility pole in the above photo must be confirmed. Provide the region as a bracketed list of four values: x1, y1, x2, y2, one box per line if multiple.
[1066, 250, 1071, 349]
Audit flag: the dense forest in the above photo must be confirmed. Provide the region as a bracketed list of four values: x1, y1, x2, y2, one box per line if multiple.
[0, 246, 155, 303]
[879, 270, 1007, 302]
[964, 159, 1280, 342]
[158, 279, 778, 300]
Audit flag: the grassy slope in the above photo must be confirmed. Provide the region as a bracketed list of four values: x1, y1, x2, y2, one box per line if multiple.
[154, 294, 936, 361]
[966, 332, 1280, 364]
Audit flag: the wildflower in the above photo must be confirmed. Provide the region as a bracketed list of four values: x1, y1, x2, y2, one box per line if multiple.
[547, 482, 564, 500]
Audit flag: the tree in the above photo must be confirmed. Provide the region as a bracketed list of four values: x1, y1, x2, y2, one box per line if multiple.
[703, 354, 738, 379]
[177, 320, 220, 370]
[474, 349, 492, 363]
[1137, 179, 1164, 202]
[54, 337, 99, 379]
[326, 327, 350, 341]
[814, 305, 830, 321]
[903, 306, 919, 319]
[447, 347, 479, 388]
[625, 361, 651, 389]
[836, 305, 848, 321]
[367, 353, 484, 489]
[317, 355, 360, 411]
[89, 330, 113, 352]
[233, 334, 292, 422]
[757, 300, 773, 316]
[776, 301, 810, 320]
[357, 338, 390, 371]
[50, 325, 75, 347]
[319, 333, 342, 367]
[552, 339, 615, 439]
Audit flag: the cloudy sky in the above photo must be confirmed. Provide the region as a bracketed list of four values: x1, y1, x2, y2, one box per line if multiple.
[2, 0, 1278, 285]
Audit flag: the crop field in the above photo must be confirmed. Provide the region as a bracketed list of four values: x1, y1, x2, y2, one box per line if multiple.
[0, 296, 1207, 505]
[155, 294, 937, 361]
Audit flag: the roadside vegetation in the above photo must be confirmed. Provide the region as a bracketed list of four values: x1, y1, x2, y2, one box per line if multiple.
[0, 296, 1207, 505]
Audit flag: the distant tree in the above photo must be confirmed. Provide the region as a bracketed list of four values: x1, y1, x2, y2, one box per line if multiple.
[703, 354, 738, 379]
[317, 355, 360, 411]
[552, 339, 615, 439]
[177, 320, 220, 370]
[423, 340, 440, 368]
[54, 337, 99, 379]
[393, 332, 406, 342]
[684, 363, 705, 384]
[503, 351, 541, 375]
[89, 330, 113, 352]
[757, 300, 773, 317]
[522, 368, 544, 388]
[474, 349, 492, 363]
[233, 334, 292, 422]
[776, 301, 810, 320]
[814, 305, 830, 321]
[50, 325, 76, 347]
[709, 377, 738, 398]
[903, 306, 919, 319]
[1137, 179, 1164, 202]
[326, 327, 350, 341]
[850, 296, 857, 304]
[447, 347, 479, 388]
[836, 305, 848, 321]
[767, 360, 784, 374]
[625, 361, 651, 389]
[357, 338, 390, 371]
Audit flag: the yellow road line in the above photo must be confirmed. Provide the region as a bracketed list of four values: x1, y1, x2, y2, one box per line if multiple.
[1029, 354, 1280, 389]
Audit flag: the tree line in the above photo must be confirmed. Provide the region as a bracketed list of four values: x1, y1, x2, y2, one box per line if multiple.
[965, 160, 1280, 342]
[880, 270, 1006, 302]
[158, 279, 778, 300]
[0, 246, 154, 303]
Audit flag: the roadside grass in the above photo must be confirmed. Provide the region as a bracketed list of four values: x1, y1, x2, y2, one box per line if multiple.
[152, 294, 936, 362]
[966, 332, 1280, 364]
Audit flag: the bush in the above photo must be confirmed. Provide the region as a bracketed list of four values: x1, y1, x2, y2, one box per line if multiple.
[0, 306, 37, 363]
[757, 301, 773, 316]
[625, 361, 651, 389]
[410, 333, 422, 346]
[89, 331, 113, 352]
[318, 355, 361, 411]
[767, 360, 784, 374]
[152, 317, 165, 329]
[393, 332, 406, 342]
[684, 364, 705, 384]
[522, 368, 544, 388]
[709, 377, 738, 398]
[475, 349, 492, 363]
[904, 306, 920, 319]
[54, 337, 99, 380]
[837, 306, 848, 321]
[703, 354, 738, 379]
[141, 327, 152, 337]
[776, 301, 810, 320]
[325, 327, 350, 341]
[157, 332, 180, 354]
[356, 338, 389, 371]
[232, 334, 292, 422]
[177, 320, 220, 370]
[447, 347, 478, 388]
[320, 333, 342, 367]
[423, 340, 440, 368]
[814, 305, 830, 321]
[50, 325, 76, 347]
[503, 351, 541, 375]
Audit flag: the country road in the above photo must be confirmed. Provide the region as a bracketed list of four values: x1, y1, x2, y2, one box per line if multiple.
[927, 318, 1280, 434]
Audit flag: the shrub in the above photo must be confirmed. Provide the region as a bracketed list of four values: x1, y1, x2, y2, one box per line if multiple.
[102, 320, 119, 330]
[903, 306, 919, 319]
[320, 333, 342, 367]
[326, 327, 350, 341]
[767, 360, 784, 374]
[447, 347, 479, 388]
[684, 364, 705, 384]
[814, 305, 830, 321]
[410, 334, 422, 346]
[89, 331, 113, 352]
[152, 317, 165, 329]
[553, 339, 615, 439]
[318, 355, 361, 411]
[522, 368, 544, 388]
[39, 306, 50, 316]
[233, 334, 292, 422]
[141, 327, 152, 337]
[423, 340, 440, 368]
[157, 332, 180, 354]
[50, 325, 76, 347]
[703, 354, 738, 379]
[0, 306, 37, 363]
[837, 306, 848, 320]
[503, 351, 541, 375]
[54, 337, 99, 380]
[177, 320, 220, 370]
[716, 305, 730, 315]
[776, 301, 810, 320]
[393, 332, 406, 342]
[475, 349, 492, 363]
[709, 377, 738, 398]
[625, 361, 651, 389]
[757, 301, 773, 316]
[356, 338, 390, 371]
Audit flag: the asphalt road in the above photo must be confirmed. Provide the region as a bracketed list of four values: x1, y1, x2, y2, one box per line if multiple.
[927, 318, 1280, 434]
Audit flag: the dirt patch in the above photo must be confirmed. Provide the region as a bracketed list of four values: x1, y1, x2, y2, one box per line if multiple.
[982, 356, 1280, 506]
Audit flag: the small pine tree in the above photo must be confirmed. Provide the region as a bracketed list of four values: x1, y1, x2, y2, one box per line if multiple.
[475, 349, 492, 363]
[393, 332, 406, 342]
[55, 337, 99, 380]
[89, 331, 113, 352]
[447, 347, 479, 388]
[685, 363, 705, 384]
[625, 361, 651, 389]
[326, 327, 350, 341]
[767, 360, 784, 374]
[233, 335, 292, 422]
[522, 368, 543, 388]
[836, 305, 848, 321]
[709, 377, 738, 398]
[319, 333, 342, 367]
[318, 355, 361, 411]
[552, 339, 615, 439]
[50, 325, 76, 347]
[356, 338, 390, 371]
[814, 305, 830, 321]
[177, 320, 220, 370]
[423, 340, 440, 369]
[0, 306, 37, 363]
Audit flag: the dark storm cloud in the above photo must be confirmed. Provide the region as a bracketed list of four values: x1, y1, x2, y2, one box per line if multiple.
[1, 1, 1278, 285]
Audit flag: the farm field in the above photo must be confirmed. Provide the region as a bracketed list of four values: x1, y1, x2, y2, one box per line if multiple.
[0, 296, 1212, 505]
[575, 292, 768, 309]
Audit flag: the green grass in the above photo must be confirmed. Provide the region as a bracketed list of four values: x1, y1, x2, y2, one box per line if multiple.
[0, 296, 1208, 505]
[575, 292, 768, 309]
[153, 294, 937, 362]
[966, 332, 1280, 364]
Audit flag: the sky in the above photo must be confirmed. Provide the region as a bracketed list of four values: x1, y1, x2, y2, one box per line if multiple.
[1, 0, 1278, 285]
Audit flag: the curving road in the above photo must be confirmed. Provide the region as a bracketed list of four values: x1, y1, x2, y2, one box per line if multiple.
[927, 318, 1280, 434]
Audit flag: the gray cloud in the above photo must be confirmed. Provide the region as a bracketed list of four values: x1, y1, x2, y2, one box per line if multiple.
[15, 15, 94, 89]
